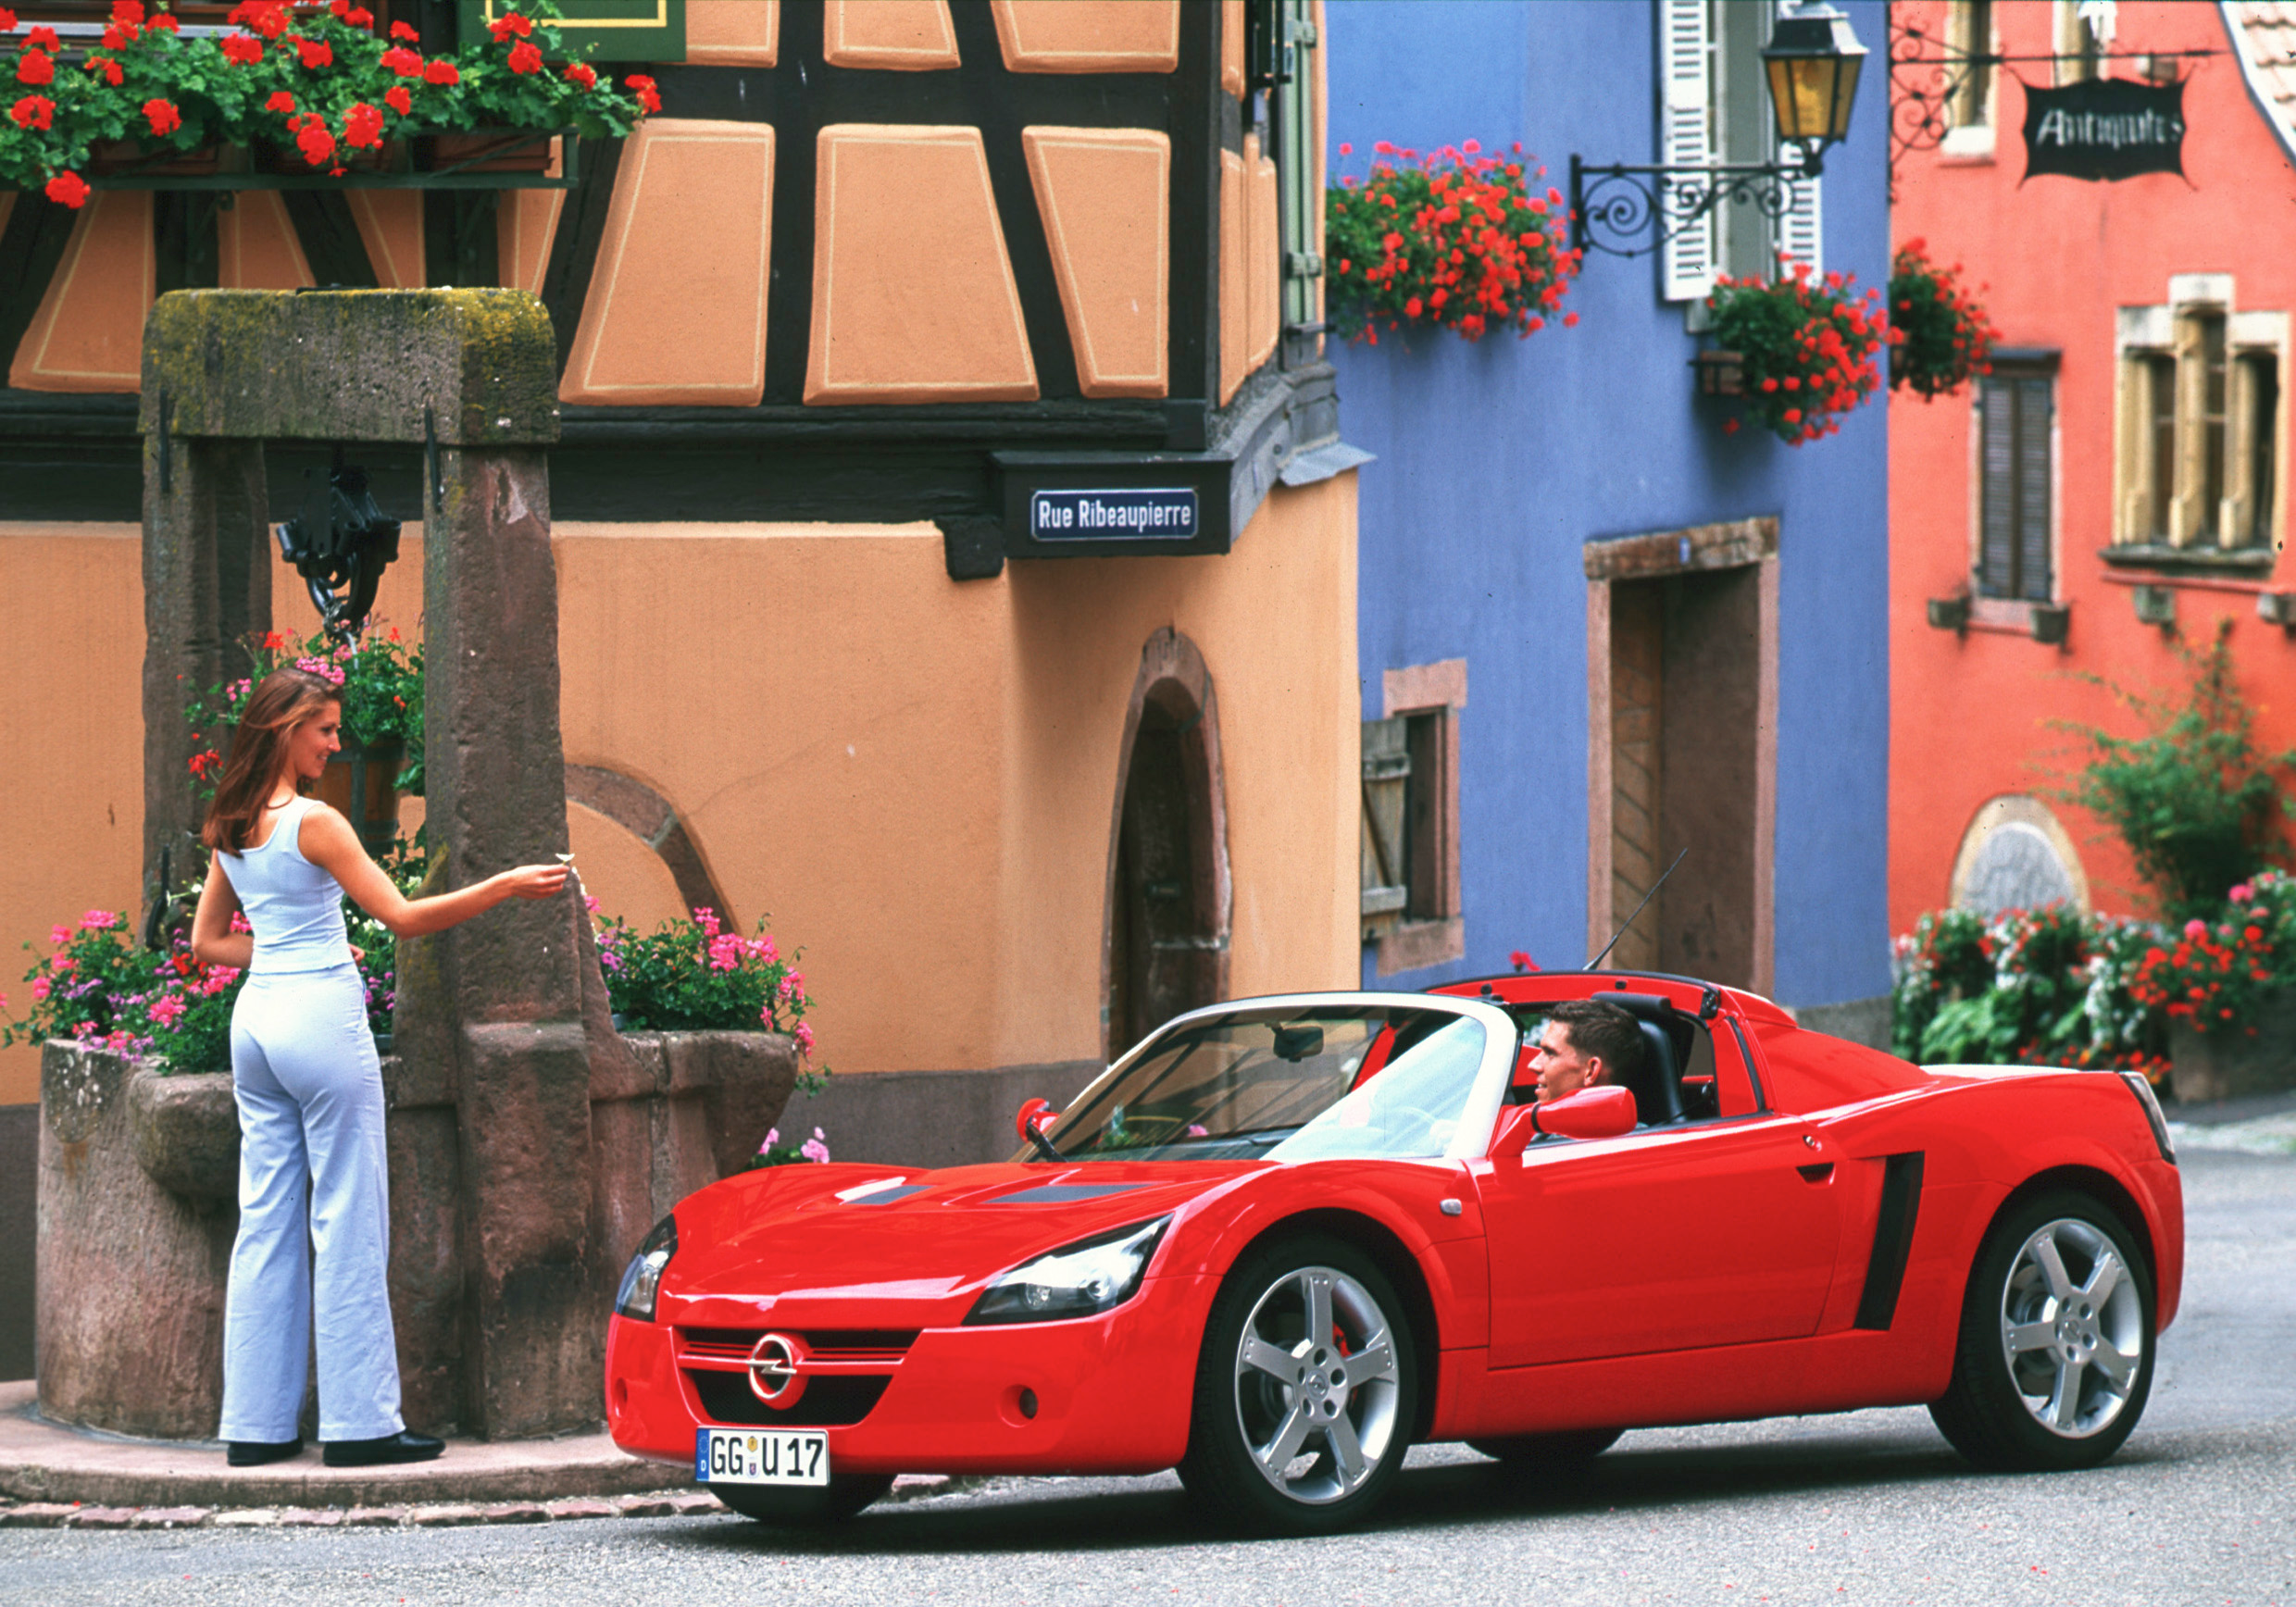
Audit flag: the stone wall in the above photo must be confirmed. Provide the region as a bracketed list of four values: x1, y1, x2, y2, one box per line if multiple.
[35, 1032, 792, 1441]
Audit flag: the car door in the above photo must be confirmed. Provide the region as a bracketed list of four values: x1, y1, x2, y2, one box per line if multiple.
[1476, 1099, 1844, 1369]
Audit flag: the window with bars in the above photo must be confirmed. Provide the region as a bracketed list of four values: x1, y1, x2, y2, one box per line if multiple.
[1976, 367, 2054, 602]
[2118, 303, 2287, 552]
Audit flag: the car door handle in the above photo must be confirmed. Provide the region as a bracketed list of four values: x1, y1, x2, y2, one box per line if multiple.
[1796, 1163, 1835, 1184]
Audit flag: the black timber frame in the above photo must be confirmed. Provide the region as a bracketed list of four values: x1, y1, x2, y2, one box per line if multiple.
[0, 1, 1343, 573]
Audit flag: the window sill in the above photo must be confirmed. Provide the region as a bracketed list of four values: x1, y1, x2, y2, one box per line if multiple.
[1938, 125, 1997, 163]
[1372, 917, 1464, 978]
[2099, 543, 2278, 576]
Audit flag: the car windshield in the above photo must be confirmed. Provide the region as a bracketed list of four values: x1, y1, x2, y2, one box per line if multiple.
[1034, 1005, 1491, 1164]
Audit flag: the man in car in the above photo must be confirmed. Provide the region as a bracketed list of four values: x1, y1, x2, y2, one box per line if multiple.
[1527, 999, 1648, 1105]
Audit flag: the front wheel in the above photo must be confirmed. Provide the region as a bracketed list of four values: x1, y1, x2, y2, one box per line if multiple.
[709, 1473, 895, 1526]
[1177, 1235, 1418, 1536]
[1928, 1190, 2155, 1472]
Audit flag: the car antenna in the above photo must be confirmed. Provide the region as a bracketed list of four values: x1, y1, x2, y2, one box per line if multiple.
[1585, 848, 1688, 971]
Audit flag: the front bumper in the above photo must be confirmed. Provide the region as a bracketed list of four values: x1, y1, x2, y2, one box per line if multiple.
[605, 1272, 1214, 1476]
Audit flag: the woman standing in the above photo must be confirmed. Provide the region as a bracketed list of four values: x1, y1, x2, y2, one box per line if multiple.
[191, 667, 568, 1467]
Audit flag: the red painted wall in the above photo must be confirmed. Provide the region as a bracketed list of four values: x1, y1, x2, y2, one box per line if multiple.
[1890, 0, 2296, 932]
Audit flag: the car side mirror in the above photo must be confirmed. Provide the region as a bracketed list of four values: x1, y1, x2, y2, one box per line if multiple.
[1488, 1085, 1637, 1159]
[1538, 1085, 1638, 1140]
[1015, 1097, 1055, 1142]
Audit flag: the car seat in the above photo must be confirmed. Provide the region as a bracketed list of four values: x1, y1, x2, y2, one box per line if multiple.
[1603, 993, 1689, 1126]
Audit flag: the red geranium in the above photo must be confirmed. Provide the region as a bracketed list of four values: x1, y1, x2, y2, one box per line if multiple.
[0, 9, 17, 33]
[343, 100, 383, 149]
[295, 37, 331, 69]
[381, 44, 420, 75]
[143, 97, 181, 136]
[506, 39, 542, 74]
[565, 61, 596, 90]
[44, 170, 88, 207]
[390, 20, 418, 42]
[15, 50, 53, 86]
[112, 0, 144, 23]
[422, 57, 458, 86]
[228, 1, 288, 40]
[85, 56, 123, 85]
[146, 11, 178, 33]
[220, 33, 263, 65]
[8, 92, 50, 129]
[295, 118, 335, 167]
[264, 89, 295, 113]
[383, 83, 410, 115]
[625, 72, 659, 114]
[1705, 262, 1886, 445]
[23, 23, 56, 48]
[488, 9, 533, 41]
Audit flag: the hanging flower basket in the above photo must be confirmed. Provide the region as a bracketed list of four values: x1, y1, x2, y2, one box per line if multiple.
[0, 0, 654, 206]
[1889, 239, 2000, 399]
[1704, 262, 1886, 444]
[1325, 139, 1583, 345]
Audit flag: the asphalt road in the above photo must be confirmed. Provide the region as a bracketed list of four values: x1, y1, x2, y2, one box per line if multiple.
[5, 1147, 2290, 1607]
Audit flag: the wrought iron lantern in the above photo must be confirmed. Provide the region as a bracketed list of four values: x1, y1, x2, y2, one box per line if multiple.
[1762, 3, 1868, 176]
[275, 454, 401, 644]
[1569, 0, 1867, 261]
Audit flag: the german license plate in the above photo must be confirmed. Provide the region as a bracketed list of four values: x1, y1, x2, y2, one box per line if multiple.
[695, 1426, 830, 1487]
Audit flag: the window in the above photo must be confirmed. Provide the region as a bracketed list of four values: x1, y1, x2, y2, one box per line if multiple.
[1976, 366, 2054, 602]
[1657, 0, 1820, 305]
[1361, 659, 1466, 976]
[1247, 0, 1323, 358]
[2116, 283, 2289, 554]
[1945, 0, 1994, 130]
[2055, 0, 2105, 85]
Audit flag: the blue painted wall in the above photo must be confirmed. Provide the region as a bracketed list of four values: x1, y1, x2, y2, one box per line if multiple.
[1327, 0, 1891, 1007]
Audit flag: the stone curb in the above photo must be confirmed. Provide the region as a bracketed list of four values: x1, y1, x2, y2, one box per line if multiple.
[0, 1477, 959, 1532]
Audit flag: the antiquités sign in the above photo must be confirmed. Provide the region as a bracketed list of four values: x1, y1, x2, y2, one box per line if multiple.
[2022, 77, 2186, 182]
[1029, 488, 1200, 542]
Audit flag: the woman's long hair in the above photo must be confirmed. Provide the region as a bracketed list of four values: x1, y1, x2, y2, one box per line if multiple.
[202, 668, 341, 853]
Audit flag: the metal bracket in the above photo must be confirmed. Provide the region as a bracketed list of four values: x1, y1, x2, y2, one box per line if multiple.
[1568, 154, 1811, 262]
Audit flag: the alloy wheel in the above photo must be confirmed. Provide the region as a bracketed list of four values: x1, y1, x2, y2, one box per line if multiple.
[1229, 1264, 1404, 1505]
[1997, 1215, 2146, 1439]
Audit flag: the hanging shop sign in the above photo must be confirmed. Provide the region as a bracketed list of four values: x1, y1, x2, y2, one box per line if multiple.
[2022, 77, 2186, 182]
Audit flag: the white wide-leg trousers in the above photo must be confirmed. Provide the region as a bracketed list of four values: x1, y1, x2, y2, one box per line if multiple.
[218, 964, 406, 1444]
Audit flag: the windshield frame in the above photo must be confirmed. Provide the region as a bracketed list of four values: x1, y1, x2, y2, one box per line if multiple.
[1040, 991, 1519, 1165]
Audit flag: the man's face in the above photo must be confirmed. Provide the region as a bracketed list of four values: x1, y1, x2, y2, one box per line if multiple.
[1531, 1020, 1595, 1105]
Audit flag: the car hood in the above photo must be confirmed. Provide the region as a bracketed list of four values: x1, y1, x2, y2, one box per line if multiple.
[658, 1160, 1262, 1329]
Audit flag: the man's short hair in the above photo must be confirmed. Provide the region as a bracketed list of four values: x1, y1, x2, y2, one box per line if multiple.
[1546, 999, 1648, 1087]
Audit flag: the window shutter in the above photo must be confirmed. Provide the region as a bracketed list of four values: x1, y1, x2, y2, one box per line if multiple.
[2015, 377, 2053, 600]
[1658, 0, 1716, 303]
[1978, 379, 2016, 597]
[1776, 155, 1823, 280]
[1361, 718, 1410, 935]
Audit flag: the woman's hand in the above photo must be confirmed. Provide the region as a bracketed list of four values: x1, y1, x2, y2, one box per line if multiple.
[494, 864, 570, 902]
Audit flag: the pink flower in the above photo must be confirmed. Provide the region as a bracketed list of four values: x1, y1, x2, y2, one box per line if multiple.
[229, 912, 252, 934]
[800, 1128, 830, 1165]
[793, 1022, 815, 1056]
[706, 933, 742, 971]
[81, 909, 116, 929]
[31, 978, 49, 1003]
[149, 994, 186, 1027]
[2230, 884, 2253, 903]
[693, 906, 719, 937]
[760, 1127, 780, 1152]
[50, 924, 69, 947]
[2185, 918, 2209, 941]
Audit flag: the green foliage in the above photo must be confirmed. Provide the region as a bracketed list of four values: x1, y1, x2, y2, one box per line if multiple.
[592, 904, 820, 1079]
[1705, 264, 1886, 444]
[1890, 904, 2169, 1080]
[2054, 621, 2294, 924]
[1, 910, 156, 1054]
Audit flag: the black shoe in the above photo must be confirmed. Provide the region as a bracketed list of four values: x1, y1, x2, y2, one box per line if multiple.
[226, 1438, 304, 1467]
[322, 1431, 444, 1468]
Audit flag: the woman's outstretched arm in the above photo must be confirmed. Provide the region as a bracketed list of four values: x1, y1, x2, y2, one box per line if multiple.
[297, 803, 569, 939]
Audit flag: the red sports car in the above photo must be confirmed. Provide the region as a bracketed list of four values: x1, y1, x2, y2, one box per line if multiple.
[603, 970, 2183, 1534]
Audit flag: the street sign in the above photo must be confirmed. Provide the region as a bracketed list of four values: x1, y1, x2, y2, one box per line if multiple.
[1028, 489, 1201, 542]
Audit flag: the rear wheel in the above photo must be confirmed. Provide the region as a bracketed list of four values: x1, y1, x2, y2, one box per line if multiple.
[1178, 1235, 1418, 1536]
[1929, 1190, 2155, 1472]
[1468, 1427, 1623, 1470]
[708, 1474, 895, 1526]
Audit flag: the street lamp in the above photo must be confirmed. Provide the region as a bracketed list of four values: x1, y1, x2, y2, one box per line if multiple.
[1569, 1, 1869, 260]
[1762, 3, 1869, 177]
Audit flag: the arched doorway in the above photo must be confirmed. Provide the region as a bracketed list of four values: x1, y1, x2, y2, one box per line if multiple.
[1104, 630, 1231, 1061]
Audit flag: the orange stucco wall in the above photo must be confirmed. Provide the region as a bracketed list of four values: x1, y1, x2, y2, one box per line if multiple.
[1890, 0, 2296, 932]
[0, 473, 1356, 1100]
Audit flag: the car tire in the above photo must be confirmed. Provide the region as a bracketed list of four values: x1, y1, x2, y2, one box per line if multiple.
[1928, 1190, 2156, 1473]
[1177, 1233, 1418, 1536]
[708, 1473, 895, 1526]
[1467, 1427, 1623, 1469]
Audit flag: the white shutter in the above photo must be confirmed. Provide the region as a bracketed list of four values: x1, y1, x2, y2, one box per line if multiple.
[1658, 0, 1715, 302]
[1777, 149, 1823, 280]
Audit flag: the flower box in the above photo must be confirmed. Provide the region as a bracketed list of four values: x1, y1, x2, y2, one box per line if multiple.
[85, 140, 226, 179]
[2168, 985, 2296, 1103]
[415, 130, 557, 175]
[1692, 349, 1746, 397]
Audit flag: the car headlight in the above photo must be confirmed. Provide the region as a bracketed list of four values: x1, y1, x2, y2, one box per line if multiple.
[614, 1214, 678, 1322]
[964, 1217, 1170, 1326]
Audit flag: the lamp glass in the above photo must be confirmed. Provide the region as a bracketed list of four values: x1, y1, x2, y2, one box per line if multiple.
[1766, 53, 1861, 144]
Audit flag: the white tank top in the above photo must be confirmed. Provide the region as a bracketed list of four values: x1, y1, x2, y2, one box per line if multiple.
[217, 794, 355, 974]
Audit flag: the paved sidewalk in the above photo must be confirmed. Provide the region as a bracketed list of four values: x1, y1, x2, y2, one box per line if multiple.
[0, 1381, 677, 1511]
[2165, 1087, 2296, 1156]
